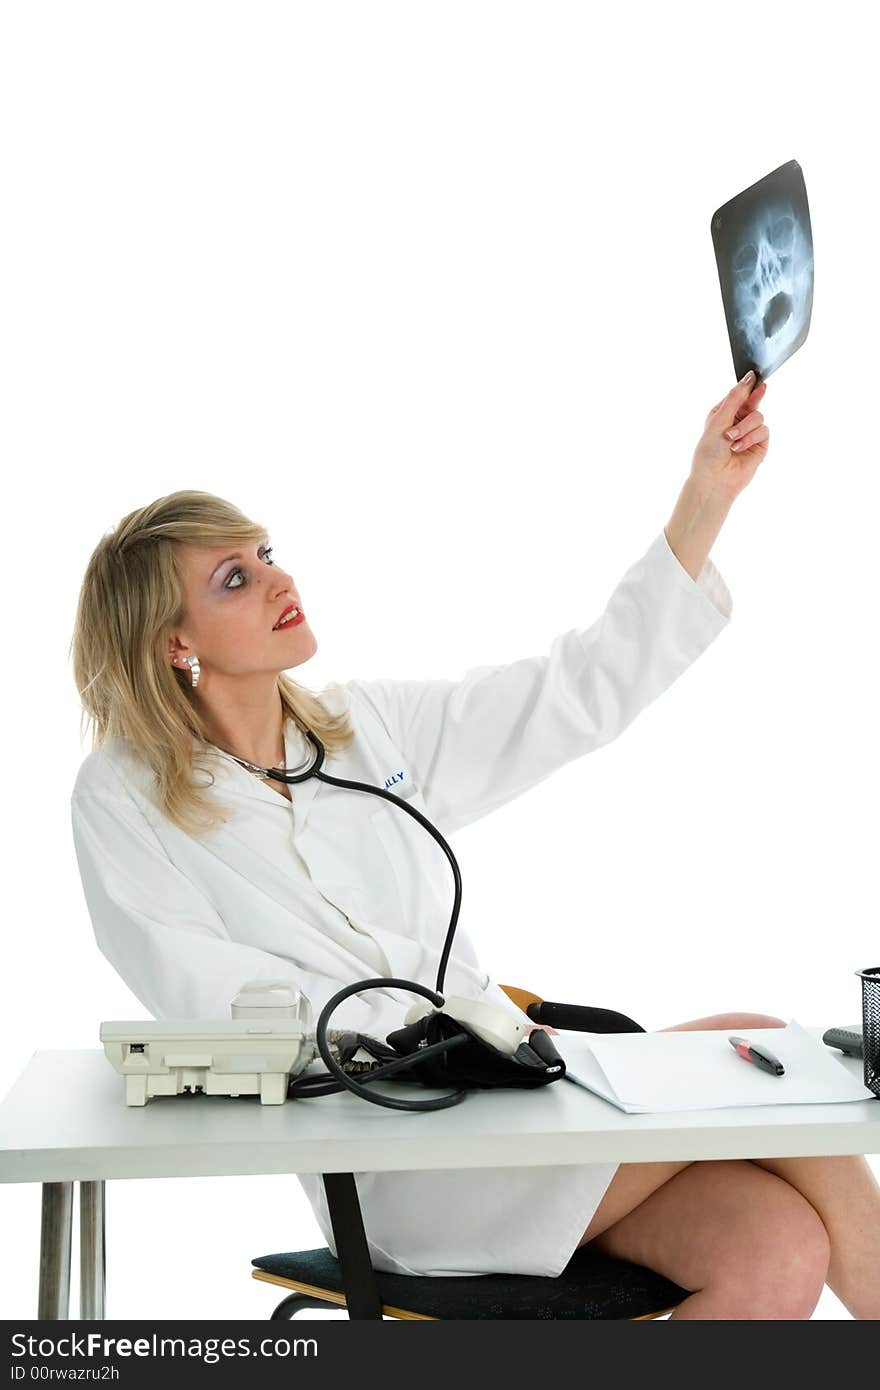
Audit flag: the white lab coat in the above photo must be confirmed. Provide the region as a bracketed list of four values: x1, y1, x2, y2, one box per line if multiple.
[70, 529, 731, 1277]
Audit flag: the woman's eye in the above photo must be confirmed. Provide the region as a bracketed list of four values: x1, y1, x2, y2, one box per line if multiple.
[225, 547, 276, 589]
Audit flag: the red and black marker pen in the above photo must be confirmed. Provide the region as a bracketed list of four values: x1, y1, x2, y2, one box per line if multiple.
[728, 1036, 785, 1076]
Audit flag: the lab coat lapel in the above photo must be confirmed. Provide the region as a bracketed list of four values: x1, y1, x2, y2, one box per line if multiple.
[281, 718, 320, 827]
[198, 717, 322, 827]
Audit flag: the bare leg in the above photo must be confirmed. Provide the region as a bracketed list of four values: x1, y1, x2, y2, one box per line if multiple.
[656, 1011, 880, 1319]
[748, 1155, 880, 1320]
[588, 1159, 831, 1320]
[577, 1159, 695, 1247]
[657, 1011, 787, 1032]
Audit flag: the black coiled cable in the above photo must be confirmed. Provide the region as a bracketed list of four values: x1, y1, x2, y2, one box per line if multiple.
[256, 731, 473, 1111]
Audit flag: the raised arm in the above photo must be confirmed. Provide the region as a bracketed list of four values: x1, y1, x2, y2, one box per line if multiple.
[347, 373, 770, 838]
[666, 368, 769, 579]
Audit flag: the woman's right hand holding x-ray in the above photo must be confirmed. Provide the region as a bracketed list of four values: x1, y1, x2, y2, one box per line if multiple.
[664, 370, 771, 581]
[691, 370, 770, 502]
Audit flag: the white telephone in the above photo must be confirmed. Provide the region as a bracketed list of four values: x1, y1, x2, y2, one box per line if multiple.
[100, 981, 316, 1107]
[102, 981, 528, 1108]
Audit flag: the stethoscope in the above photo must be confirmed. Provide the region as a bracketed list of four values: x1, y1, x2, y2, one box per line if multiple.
[219, 729, 474, 1111]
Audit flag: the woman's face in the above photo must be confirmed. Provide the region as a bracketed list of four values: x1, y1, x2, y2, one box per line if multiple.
[169, 535, 317, 678]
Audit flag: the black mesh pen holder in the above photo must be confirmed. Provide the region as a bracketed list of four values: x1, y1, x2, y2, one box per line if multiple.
[856, 966, 880, 1097]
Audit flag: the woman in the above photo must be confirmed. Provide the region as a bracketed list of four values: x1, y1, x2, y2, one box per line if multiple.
[69, 372, 880, 1318]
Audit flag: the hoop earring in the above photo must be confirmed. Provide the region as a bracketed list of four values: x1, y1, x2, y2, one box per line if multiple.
[184, 655, 200, 689]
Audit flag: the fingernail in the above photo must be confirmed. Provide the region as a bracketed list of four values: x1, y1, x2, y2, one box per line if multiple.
[739, 369, 755, 386]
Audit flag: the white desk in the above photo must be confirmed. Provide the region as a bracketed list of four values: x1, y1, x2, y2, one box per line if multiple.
[1, 1038, 877, 1320]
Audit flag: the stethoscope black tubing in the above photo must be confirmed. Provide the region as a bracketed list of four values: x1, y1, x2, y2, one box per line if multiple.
[261, 728, 463, 998]
[242, 729, 470, 1110]
[312, 978, 469, 1111]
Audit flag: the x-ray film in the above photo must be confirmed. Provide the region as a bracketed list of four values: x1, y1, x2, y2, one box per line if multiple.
[711, 159, 813, 385]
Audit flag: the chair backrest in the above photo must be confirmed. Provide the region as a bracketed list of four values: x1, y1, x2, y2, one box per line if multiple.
[499, 983, 645, 1034]
[498, 983, 543, 1013]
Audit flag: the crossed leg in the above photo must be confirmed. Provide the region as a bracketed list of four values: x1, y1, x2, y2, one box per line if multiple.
[573, 1011, 880, 1319]
[584, 1157, 831, 1318]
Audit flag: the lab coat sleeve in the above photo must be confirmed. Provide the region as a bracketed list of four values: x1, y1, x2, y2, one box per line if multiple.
[346, 529, 732, 836]
[70, 783, 401, 1034]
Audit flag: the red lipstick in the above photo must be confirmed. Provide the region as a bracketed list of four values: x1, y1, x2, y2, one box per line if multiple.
[272, 603, 305, 630]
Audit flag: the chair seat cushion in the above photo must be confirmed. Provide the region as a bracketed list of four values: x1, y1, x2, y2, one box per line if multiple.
[251, 1245, 688, 1320]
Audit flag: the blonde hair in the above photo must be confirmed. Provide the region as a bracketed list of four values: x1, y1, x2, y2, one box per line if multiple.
[70, 488, 355, 836]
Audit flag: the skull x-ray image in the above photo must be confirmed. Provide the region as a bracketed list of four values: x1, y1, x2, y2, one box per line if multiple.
[711, 159, 813, 385]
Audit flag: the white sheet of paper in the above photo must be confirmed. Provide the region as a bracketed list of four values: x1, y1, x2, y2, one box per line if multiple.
[557, 1021, 875, 1113]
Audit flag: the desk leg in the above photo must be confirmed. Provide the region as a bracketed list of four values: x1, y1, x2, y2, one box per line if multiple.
[38, 1183, 73, 1319]
[80, 1181, 106, 1320]
[322, 1173, 383, 1320]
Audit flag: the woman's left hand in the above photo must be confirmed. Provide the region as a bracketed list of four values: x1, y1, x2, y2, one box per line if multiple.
[690, 374, 770, 503]
[523, 1022, 559, 1037]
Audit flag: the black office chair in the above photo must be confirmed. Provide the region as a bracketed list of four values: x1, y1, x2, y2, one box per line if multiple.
[251, 985, 689, 1320]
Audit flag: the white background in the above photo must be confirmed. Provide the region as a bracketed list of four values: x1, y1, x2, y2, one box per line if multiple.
[1, 0, 877, 1321]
